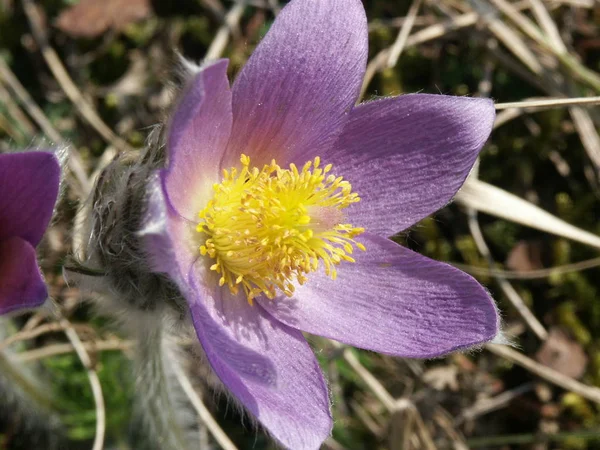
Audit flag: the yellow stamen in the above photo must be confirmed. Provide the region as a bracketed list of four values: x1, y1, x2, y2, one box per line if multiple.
[197, 154, 365, 303]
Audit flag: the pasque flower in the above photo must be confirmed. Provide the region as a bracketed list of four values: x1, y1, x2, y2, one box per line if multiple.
[0, 151, 60, 315]
[141, 0, 499, 447]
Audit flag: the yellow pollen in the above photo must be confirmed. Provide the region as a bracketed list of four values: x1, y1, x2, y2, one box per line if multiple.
[196, 155, 365, 304]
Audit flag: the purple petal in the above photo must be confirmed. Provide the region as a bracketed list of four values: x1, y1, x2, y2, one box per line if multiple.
[0, 151, 60, 246]
[327, 95, 495, 236]
[259, 233, 499, 358]
[139, 173, 197, 280]
[223, 0, 368, 169]
[0, 237, 48, 314]
[141, 182, 332, 449]
[164, 59, 233, 221]
[188, 265, 332, 450]
[141, 180, 286, 410]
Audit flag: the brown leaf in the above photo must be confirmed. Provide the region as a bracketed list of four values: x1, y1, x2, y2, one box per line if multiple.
[506, 240, 544, 272]
[536, 328, 588, 379]
[55, 0, 152, 38]
[540, 403, 560, 419]
[422, 365, 459, 391]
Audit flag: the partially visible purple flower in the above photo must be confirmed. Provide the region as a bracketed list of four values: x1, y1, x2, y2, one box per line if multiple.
[141, 0, 499, 447]
[0, 151, 60, 315]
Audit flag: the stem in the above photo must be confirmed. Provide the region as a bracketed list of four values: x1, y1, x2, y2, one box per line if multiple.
[132, 324, 193, 450]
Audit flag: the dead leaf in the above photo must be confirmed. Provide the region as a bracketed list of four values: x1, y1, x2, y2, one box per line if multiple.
[422, 365, 459, 391]
[536, 328, 588, 379]
[540, 403, 560, 419]
[506, 240, 544, 272]
[55, 0, 152, 38]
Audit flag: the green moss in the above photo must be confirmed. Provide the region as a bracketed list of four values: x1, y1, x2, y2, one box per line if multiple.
[43, 350, 133, 444]
[556, 303, 592, 345]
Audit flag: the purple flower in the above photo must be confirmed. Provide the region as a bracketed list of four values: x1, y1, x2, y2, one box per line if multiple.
[0, 151, 60, 315]
[142, 0, 499, 447]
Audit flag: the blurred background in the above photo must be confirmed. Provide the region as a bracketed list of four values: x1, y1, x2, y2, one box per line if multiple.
[1, 0, 600, 449]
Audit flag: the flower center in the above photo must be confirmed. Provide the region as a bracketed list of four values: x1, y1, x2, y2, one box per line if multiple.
[196, 154, 365, 304]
